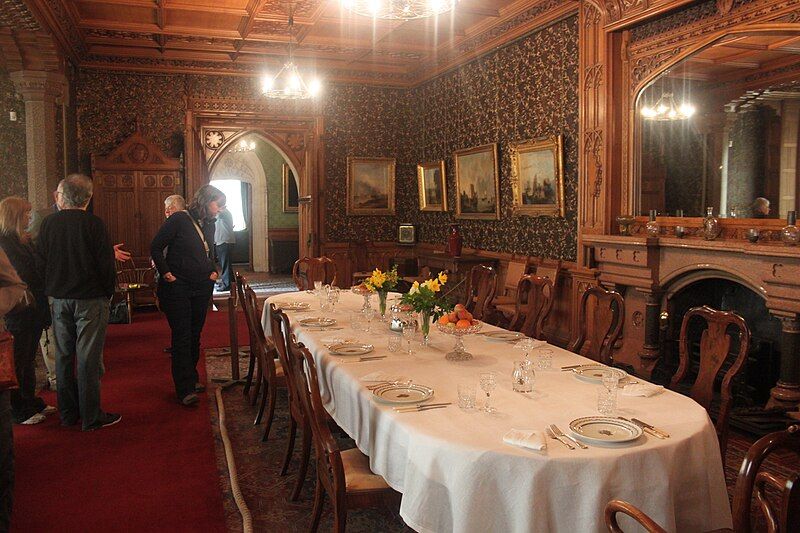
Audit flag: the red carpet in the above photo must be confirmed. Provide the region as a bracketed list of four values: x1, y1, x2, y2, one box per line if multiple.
[11, 310, 230, 532]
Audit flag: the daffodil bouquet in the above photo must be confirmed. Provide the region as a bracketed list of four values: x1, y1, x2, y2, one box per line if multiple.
[364, 265, 399, 318]
[401, 271, 453, 318]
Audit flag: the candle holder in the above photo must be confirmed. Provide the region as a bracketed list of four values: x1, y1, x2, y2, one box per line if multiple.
[745, 228, 759, 243]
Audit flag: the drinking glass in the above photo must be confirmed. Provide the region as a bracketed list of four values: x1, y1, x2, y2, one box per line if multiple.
[457, 383, 477, 410]
[402, 324, 416, 356]
[514, 337, 537, 362]
[350, 312, 363, 333]
[327, 286, 340, 311]
[512, 360, 534, 393]
[387, 335, 402, 353]
[479, 372, 498, 413]
[313, 281, 322, 292]
[534, 348, 554, 370]
[597, 372, 620, 415]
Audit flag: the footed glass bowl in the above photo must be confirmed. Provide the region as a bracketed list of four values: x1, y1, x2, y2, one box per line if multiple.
[436, 320, 483, 361]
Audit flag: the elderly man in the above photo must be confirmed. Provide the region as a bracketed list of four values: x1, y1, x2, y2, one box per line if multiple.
[164, 194, 186, 218]
[752, 197, 770, 218]
[37, 174, 121, 431]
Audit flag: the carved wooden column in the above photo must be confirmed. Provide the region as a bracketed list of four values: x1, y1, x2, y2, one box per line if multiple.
[10, 70, 67, 209]
[770, 315, 800, 410]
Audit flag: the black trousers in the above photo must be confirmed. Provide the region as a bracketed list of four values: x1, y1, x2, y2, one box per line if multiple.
[158, 279, 214, 399]
[215, 243, 233, 291]
[0, 390, 13, 532]
[5, 321, 45, 423]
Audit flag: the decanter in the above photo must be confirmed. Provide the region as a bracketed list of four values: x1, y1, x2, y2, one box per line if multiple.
[781, 211, 799, 246]
[645, 210, 660, 237]
[702, 207, 721, 240]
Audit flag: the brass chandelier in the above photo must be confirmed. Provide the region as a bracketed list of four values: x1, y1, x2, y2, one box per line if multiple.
[640, 93, 695, 121]
[341, 0, 457, 20]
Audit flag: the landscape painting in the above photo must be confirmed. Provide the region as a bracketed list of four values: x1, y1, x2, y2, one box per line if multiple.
[511, 135, 565, 217]
[417, 160, 447, 212]
[347, 157, 396, 215]
[454, 144, 499, 220]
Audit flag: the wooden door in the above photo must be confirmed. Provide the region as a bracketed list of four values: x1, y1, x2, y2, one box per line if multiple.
[93, 172, 140, 257]
[138, 172, 182, 261]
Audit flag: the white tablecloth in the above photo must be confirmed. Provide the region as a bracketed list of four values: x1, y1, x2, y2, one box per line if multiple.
[262, 291, 732, 533]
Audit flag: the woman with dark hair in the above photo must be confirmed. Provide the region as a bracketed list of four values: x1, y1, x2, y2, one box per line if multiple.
[151, 185, 224, 406]
[0, 197, 52, 425]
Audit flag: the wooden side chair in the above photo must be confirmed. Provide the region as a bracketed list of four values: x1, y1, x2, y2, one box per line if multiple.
[670, 305, 751, 459]
[269, 304, 312, 502]
[235, 273, 258, 404]
[287, 339, 400, 532]
[508, 275, 554, 340]
[568, 285, 624, 365]
[292, 256, 337, 290]
[463, 264, 498, 320]
[604, 424, 800, 533]
[490, 259, 529, 319]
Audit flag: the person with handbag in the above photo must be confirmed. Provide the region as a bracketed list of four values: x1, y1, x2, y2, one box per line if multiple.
[0, 246, 28, 531]
[0, 197, 54, 425]
[150, 185, 223, 407]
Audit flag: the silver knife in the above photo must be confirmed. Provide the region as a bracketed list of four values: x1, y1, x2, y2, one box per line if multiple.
[631, 418, 670, 439]
[394, 402, 451, 412]
[546, 427, 575, 450]
[549, 424, 588, 449]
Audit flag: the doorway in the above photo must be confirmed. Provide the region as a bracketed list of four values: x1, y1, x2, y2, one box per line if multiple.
[209, 179, 252, 268]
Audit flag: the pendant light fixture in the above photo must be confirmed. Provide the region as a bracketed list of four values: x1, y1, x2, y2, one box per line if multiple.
[640, 92, 695, 121]
[262, 3, 321, 99]
[341, 0, 457, 20]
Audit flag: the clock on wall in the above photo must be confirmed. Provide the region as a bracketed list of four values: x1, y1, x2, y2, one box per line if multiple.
[204, 130, 225, 150]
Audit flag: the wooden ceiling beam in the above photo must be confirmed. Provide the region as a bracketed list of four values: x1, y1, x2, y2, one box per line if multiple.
[156, 0, 165, 30]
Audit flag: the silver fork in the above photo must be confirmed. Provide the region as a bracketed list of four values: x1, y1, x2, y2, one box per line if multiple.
[545, 426, 574, 450]
[549, 424, 588, 449]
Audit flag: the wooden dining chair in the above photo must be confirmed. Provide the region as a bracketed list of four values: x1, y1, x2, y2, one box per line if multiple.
[235, 273, 258, 404]
[286, 338, 401, 532]
[568, 285, 624, 365]
[670, 305, 751, 459]
[269, 304, 312, 502]
[463, 264, 498, 320]
[604, 424, 800, 533]
[490, 259, 529, 313]
[292, 256, 338, 290]
[507, 274, 554, 340]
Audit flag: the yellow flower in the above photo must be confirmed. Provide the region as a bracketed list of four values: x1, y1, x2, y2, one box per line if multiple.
[409, 281, 420, 295]
[437, 271, 448, 285]
[369, 269, 387, 289]
[422, 278, 441, 293]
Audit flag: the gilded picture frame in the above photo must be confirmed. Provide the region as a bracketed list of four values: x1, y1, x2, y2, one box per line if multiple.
[417, 160, 447, 212]
[454, 143, 500, 220]
[510, 135, 565, 217]
[282, 163, 299, 213]
[347, 157, 396, 216]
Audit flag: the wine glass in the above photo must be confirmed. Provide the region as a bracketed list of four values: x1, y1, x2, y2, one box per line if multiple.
[327, 286, 340, 311]
[479, 372, 498, 413]
[514, 337, 537, 362]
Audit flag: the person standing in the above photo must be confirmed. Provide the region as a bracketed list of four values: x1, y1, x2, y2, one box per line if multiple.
[151, 185, 223, 406]
[37, 174, 121, 431]
[0, 197, 54, 425]
[214, 205, 235, 292]
[0, 246, 29, 531]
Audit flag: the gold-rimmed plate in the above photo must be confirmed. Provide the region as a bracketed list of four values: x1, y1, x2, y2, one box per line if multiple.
[569, 416, 643, 444]
[329, 343, 374, 356]
[299, 317, 337, 328]
[372, 383, 434, 405]
[273, 301, 310, 311]
[572, 364, 628, 384]
[480, 331, 524, 342]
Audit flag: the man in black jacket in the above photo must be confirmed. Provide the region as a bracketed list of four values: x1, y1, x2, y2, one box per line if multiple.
[37, 174, 121, 431]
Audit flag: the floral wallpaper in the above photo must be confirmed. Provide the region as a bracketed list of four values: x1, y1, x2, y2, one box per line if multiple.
[0, 62, 27, 199]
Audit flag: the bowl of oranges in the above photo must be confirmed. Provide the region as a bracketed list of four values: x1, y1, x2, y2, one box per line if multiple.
[435, 304, 482, 361]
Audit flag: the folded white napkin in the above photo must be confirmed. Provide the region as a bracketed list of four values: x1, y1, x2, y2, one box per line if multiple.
[621, 383, 664, 397]
[360, 371, 409, 383]
[503, 429, 546, 451]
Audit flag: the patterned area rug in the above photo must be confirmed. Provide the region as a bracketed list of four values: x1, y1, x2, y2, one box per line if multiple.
[205, 353, 798, 531]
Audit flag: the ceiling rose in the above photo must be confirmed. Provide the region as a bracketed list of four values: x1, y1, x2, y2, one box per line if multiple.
[341, 0, 457, 20]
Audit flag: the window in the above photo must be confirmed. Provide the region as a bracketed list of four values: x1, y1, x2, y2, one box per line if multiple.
[210, 179, 247, 231]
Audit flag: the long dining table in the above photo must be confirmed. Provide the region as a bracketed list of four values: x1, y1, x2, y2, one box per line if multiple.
[261, 290, 732, 533]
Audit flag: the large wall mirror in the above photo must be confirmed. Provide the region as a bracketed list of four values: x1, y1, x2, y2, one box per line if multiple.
[635, 31, 800, 220]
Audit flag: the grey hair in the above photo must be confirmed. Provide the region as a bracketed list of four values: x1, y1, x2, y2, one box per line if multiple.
[752, 197, 770, 210]
[60, 174, 93, 208]
[164, 194, 186, 211]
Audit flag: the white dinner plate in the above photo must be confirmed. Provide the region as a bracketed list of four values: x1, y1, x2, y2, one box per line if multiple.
[569, 416, 643, 444]
[273, 301, 310, 311]
[299, 317, 337, 328]
[572, 364, 628, 384]
[481, 331, 524, 342]
[372, 383, 434, 405]
[329, 342, 374, 356]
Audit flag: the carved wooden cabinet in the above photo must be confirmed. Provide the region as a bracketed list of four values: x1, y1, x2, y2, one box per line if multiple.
[91, 129, 183, 262]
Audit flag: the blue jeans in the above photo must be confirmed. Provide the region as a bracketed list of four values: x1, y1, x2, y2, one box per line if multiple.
[51, 298, 109, 430]
[215, 243, 233, 291]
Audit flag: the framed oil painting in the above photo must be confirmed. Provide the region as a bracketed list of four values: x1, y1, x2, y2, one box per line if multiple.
[282, 163, 299, 213]
[347, 157, 396, 216]
[454, 143, 499, 220]
[510, 135, 565, 217]
[417, 160, 447, 212]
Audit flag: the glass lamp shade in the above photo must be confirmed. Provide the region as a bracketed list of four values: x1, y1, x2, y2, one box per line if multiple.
[341, 0, 456, 20]
[640, 93, 695, 121]
[262, 62, 321, 100]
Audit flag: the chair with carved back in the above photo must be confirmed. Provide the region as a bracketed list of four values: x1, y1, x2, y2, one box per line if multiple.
[235, 273, 258, 404]
[115, 258, 157, 312]
[292, 256, 337, 290]
[488, 259, 529, 325]
[269, 304, 312, 502]
[507, 275, 554, 340]
[463, 265, 498, 320]
[671, 305, 751, 459]
[604, 424, 800, 533]
[568, 285, 624, 365]
[287, 339, 401, 532]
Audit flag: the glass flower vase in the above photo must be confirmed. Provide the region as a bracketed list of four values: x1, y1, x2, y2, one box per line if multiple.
[419, 310, 432, 346]
[378, 291, 388, 320]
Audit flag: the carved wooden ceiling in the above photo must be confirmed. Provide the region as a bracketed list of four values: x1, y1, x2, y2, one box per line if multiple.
[14, 0, 575, 86]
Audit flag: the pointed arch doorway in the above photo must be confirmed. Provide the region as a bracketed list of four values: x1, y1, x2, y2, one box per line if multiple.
[185, 102, 324, 269]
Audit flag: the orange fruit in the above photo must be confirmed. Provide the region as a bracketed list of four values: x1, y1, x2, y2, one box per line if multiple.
[454, 304, 466, 312]
[448, 311, 458, 322]
[438, 315, 450, 326]
[456, 319, 472, 329]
